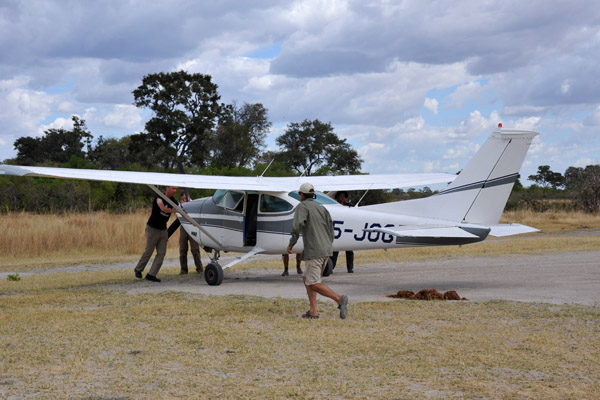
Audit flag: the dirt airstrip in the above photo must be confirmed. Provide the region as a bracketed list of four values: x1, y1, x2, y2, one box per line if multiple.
[4, 250, 599, 305]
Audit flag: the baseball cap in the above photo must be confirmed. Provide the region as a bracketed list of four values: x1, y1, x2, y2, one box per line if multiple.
[298, 182, 314, 194]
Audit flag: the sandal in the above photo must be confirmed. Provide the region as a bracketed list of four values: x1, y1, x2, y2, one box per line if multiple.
[301, 310, 319, 319]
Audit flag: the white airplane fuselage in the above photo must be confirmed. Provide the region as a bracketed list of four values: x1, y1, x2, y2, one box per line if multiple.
[179, 192, 489, 255]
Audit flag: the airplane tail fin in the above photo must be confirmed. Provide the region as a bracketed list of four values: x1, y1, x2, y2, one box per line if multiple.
[366, 128, 539, 225]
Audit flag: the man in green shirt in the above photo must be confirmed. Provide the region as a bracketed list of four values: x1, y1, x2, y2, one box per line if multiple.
[287, 182, 348, 319]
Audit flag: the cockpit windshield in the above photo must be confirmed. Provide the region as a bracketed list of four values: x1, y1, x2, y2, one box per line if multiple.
[288, 191, 339, 205]
[213, 189, 244, 211]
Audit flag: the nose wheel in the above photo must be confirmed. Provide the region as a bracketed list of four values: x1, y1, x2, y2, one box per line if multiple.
[204, 262, 224, 286]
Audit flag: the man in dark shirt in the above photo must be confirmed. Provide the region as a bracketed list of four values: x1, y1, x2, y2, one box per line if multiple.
[134, 186, 178, 282]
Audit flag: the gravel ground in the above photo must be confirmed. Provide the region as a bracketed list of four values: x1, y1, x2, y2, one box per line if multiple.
[6, 251, 596, 305]
[118, 251, 600, 305]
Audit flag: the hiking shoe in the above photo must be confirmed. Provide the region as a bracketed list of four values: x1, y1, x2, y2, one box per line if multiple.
[134, 269, 142, 279]
[338, 295, 348, 319]
[145, 274, 161, 283]
[301, 310, 319, 319]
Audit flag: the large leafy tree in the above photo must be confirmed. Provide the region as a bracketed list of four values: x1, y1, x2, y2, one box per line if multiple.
[88, 136, 131, 170]
[14, 116, 92, 165]
[275, 119, 362, 176]
[565, 165, 600, 213]
[528, 165, 565, 188]
[211, 102, 271, 168]
[132, 70, 221, 169]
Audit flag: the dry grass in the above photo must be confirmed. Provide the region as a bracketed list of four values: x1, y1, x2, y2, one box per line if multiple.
[1, 269, 599, 399]
[0, 211, 179, 269]
[501, 209, 600, 233]
[1, 210, 599, 272]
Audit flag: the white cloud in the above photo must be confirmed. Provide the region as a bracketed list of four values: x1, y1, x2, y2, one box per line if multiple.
[103, 105, 142, 129]
[0, 77, 55, 137]
[446, 81, 485, 109]
[514, 116, 542, 131]
[574, 157, 598, 167]
[560, 79, 570, 94]
[443, 143, 480, 160]
[38, 116, 75, 136]
[585, 105, 600, 126]
[424, 97, 438, 114]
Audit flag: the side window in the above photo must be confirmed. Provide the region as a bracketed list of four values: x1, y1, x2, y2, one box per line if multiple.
[217, 191, 244, 211]
[260, 194, 293, 213]
[287, 191, 338, 205]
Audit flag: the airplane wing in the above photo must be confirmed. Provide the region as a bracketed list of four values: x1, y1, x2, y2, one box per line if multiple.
[365, 225, 480, 238]
[0, 165, 456, 192]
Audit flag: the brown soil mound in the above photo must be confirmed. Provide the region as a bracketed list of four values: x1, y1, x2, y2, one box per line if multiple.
[393, 290, 415, 299]
[387, 289, 468, 301]
[443, 290, 468, 300]
[411, 289, 444, 300]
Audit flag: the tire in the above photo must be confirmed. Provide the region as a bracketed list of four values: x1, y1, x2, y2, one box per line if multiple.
[204, 262, 224, 286]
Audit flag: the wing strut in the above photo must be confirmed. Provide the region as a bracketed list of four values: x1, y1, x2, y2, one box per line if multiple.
[354, 184, 373, 207]
[147, 184, 222, 247]
[222, 247, 264, 270]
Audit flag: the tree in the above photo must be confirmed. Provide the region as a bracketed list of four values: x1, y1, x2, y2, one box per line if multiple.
[275, 119, 362, 176]
[14, 116, 92, 165]
[528, 165, 564, 189]
[565, 165, 600, 213]
[211, 102, 271, 168]
[132, 70, 221, 169]
[88, 136, 131, 170]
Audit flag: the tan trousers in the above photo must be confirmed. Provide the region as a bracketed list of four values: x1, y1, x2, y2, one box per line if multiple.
[179, 228, 202, 272]
[135, 225, 168, 277]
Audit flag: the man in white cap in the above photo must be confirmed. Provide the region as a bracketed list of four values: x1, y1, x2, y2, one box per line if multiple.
[287, 182, 349, 319]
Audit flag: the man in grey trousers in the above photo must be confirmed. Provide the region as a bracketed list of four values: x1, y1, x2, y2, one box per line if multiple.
[179, 191, 203, 275]
[134, 186, 178, 282]
[287, 182, 348, 319]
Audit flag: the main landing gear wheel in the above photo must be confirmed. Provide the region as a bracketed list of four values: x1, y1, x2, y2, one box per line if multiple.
[204, 262, 224, 286]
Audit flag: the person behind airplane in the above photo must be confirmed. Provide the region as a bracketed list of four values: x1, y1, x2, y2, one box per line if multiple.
[134, 186, 179, 282]
[330, 190, 354, 273]
[281, 253, 302, 276]
[287, 182, 348, 319]
[179, 191, 203, 275]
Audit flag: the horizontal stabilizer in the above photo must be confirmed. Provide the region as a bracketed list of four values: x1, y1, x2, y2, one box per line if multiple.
[488, 224, 539, 237]
[365, 225, 479, 239]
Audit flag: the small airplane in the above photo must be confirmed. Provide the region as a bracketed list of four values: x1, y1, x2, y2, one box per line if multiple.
[0, 126, 539, 286]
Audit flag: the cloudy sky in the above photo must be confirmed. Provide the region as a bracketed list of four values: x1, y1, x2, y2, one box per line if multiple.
[1, 0, 599, 183]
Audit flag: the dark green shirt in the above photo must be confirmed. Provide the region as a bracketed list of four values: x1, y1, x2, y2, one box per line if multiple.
[289, 198, 334, 260]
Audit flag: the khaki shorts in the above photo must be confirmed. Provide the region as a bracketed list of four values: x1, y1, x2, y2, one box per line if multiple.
[303, 257, 328, 286]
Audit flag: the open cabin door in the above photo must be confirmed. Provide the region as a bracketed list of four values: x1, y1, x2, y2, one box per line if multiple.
[244, 193, 258, 246]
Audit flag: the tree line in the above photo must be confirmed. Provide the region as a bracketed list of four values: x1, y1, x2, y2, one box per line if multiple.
[1, 70, 598, 213]
[1, 71, 362, 212]
[505, 164, 600, 214]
